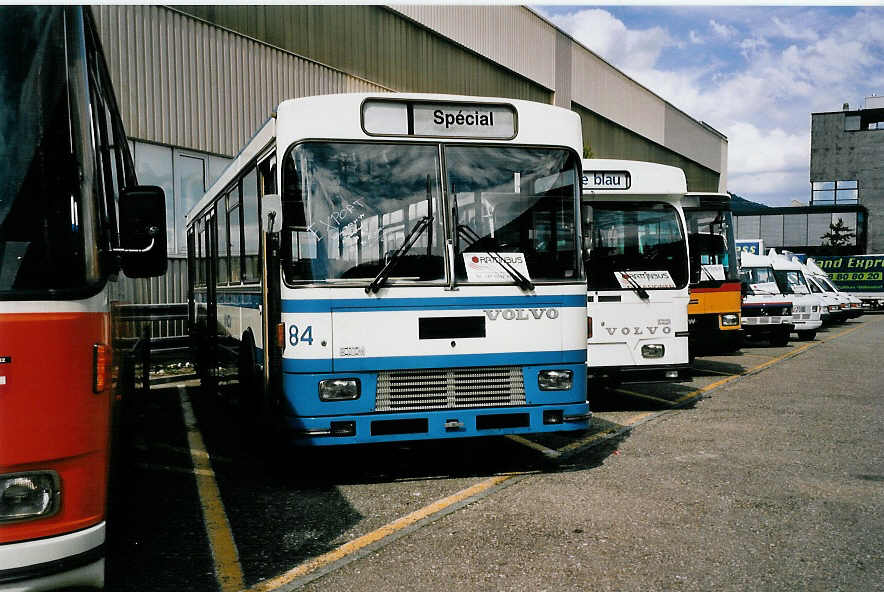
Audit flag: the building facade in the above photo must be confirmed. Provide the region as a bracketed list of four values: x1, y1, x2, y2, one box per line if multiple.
[811, 97, 884, 253]
[91, 5, 729, 317]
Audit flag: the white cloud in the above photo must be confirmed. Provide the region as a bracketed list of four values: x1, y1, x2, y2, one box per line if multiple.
[546, 9, 673, 72]
[710, 19, 738, 40]
[537, 6, 884, 205]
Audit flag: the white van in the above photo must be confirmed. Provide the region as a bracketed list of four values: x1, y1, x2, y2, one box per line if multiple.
[738, 251, 794, 346]
[768, 250, 823, 340]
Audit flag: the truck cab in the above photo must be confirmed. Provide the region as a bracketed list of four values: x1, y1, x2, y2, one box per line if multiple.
[769, 250, 823, 341]
[738, 251, 794, 346]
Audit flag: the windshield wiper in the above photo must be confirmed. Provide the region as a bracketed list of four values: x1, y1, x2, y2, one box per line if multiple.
[365, 215, 433, 294]
[618, 271, 650, 300]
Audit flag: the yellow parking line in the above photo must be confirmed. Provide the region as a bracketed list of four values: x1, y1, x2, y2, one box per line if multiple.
[247, 474, 515, 592]
[610, 387, 677, 406]
[505, 434, 561, 458]
[178, 386, 244, 592]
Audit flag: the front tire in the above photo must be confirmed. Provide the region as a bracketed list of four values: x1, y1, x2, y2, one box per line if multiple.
[796, 330, 817, 341]
[769, 327, 790, 347]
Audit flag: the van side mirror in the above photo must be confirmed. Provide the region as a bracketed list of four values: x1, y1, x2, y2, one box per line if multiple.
[262, 193, 282, 234]
[118, 185, 168, 278]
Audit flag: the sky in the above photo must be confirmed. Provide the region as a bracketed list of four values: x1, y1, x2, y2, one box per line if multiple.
[533, 4, 884, 206]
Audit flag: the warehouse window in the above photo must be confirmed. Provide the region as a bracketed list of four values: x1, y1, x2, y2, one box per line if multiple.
[811, 180, 858, 205]
[131, 141, 232, 255]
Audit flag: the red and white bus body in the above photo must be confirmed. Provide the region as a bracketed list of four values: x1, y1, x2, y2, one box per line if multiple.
[0, 295, 113, 590]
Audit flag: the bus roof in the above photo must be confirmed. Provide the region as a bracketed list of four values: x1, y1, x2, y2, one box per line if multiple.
[188, 93, 582, 225]
[581, 158, 687, 196]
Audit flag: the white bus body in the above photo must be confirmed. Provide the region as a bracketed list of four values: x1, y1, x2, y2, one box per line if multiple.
[581, 159, 691, 382]
[186, 93, 590, 445]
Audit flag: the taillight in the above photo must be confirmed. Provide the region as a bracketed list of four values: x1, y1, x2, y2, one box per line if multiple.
[276, 323, 286, 349]
[587, 316, 593, 339]
[93, 343, 111, 393]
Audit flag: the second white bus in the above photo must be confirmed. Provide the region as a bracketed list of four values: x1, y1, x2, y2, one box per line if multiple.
[581, 159, 691, 383]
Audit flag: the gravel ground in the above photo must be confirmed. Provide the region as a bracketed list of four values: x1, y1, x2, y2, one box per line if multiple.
[301, 318, 884, 592]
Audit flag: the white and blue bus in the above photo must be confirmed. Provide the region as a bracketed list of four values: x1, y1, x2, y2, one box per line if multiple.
[186, 93, 589, 445]
[581, 159, 691, 383]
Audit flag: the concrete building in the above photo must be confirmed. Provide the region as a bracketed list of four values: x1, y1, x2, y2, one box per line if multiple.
[91, 5, 729, 319]
[810, 96, 884, 253]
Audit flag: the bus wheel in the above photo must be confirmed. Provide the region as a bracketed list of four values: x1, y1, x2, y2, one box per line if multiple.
[770, 328, 790, 347]
[238, 331, 261, 418]
[797, 330, 817, 341]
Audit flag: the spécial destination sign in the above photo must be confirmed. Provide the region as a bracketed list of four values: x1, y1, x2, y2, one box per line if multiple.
[362, 99, 516, 139]
[614, 270, 676, 289]
[412, 103, 515, 138]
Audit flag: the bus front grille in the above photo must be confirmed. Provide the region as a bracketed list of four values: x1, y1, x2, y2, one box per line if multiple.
[376, 366, 526, 412]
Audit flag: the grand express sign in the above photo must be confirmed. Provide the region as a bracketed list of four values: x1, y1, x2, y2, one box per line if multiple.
[816, 255, 884, 292]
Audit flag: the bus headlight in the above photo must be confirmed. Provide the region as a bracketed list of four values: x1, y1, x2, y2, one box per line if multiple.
[0, 471, 60, 522]
[538, 370, 573, 391]
[720, 314, 740, 327]
[641, 344, 665, 359]
[319, 378, 361, 401]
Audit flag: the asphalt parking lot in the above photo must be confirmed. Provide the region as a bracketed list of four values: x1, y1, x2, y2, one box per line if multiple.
[107, 314, 883, 591]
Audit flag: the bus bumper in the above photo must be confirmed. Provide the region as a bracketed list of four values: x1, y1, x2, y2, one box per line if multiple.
[285, 402, 591, 446]
[588, 363, 692, 384]
[0, 523, 104, 591]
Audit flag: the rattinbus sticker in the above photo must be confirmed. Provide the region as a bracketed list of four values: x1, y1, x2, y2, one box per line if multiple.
[614, 270, 676, 289]
[463, 252, 531, 283]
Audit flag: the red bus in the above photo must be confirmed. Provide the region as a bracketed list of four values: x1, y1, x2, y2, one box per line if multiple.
[0, 7, 166, 590]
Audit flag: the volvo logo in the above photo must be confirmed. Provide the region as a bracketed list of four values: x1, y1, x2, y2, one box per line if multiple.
[484, 308, 559, 321]
[604, 326, 672, 336]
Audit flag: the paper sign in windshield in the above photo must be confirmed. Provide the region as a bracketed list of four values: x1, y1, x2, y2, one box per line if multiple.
[615, 270, 676, 289]
[463, 252, 531, 283]
[701, 264, 726, 281]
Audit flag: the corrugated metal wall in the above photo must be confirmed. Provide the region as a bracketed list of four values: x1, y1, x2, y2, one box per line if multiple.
[173, 5, 552, 105]
[92, 5, 389, 157]
[573, 103, 720, 193]
[392, 5, 558, 92]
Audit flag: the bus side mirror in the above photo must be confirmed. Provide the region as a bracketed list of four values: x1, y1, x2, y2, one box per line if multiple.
[262, 193, 282, 234]
[118, 185, 167, 278]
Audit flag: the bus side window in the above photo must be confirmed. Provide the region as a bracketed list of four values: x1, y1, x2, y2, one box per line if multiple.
[242, 168, 260, 282]
[229, 186, 242, 284]
[216, 198, 229, 285]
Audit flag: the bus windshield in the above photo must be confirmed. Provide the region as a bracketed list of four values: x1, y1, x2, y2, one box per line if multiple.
[282, 142, 444, 284]
[0, 7, 94, 296]
[583, 202, 688, 291]
[281, 142, 581, 285]
[446, 146, 580, 283]
[685, 208, 737, 283]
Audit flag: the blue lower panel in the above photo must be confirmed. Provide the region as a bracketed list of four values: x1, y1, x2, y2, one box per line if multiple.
[285, 403, 591, 447]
